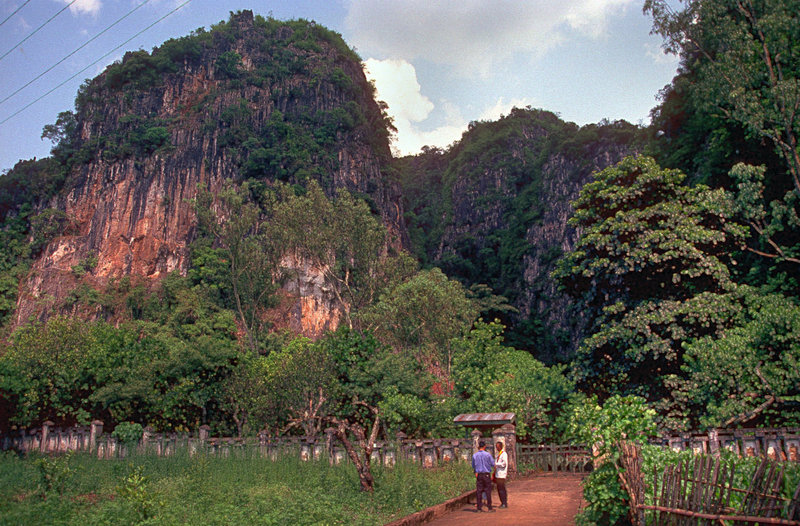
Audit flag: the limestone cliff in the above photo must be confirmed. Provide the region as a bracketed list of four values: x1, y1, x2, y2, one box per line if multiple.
[14, 11, 404, 336]
[400, 109, 643, 361]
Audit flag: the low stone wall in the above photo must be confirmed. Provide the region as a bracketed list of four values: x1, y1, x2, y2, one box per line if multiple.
[0, 422, 507, 470]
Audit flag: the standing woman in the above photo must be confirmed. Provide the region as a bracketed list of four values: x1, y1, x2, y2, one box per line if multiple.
[494, 441, 508, 508]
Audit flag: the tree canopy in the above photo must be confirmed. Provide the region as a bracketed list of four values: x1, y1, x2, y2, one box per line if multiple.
[554, 156, 749, 427]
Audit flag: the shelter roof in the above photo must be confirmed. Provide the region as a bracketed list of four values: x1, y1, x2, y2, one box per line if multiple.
[453, 413, 515, 428]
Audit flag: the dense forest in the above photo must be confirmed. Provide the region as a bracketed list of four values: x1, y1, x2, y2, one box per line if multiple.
[0, 2, 798, 489]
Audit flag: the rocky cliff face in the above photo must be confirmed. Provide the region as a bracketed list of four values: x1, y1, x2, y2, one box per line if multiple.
[15, 11, 404, 336]
[402, 109, 641, 361]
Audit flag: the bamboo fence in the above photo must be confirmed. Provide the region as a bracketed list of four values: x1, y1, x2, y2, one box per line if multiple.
[619, 441, 800, 525]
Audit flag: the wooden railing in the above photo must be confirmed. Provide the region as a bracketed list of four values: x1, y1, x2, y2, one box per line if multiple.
[516, 444, 593, 473]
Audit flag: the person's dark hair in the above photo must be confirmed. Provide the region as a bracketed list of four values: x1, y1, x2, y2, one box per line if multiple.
[478, 440, 486, 449]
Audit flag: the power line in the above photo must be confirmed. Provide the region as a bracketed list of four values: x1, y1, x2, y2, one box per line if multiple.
[0, 0, 32, 28]
[0, 0, 193, 126]
[0, 0, 78, 63]
[0, 0, 153, 107]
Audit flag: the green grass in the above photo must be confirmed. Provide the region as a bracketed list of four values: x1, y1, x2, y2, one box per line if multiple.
[0, 450, 473, 525]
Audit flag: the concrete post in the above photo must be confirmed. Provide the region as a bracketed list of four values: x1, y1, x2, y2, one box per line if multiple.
[395, 431, 407, 462]
[325, 427, 336, 465]
[40, 421, 54, 453]
[708, 429, 720, 457]
[198, 425, 211, 442]
[471, 429, 482, 454]
[300, 440, 312, 461]
[422, 442, 436, 468]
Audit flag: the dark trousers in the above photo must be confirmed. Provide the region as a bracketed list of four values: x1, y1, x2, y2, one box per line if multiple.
[476, 473, 493, 510]
[495, 477, 507, 506]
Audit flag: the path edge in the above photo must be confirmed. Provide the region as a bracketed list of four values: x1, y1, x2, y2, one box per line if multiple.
[384, 489, 475, 526]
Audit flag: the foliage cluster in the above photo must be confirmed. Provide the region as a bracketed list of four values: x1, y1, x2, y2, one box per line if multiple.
[565, 395, 657, 526]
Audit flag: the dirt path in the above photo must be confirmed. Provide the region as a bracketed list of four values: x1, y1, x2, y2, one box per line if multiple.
[424, 473, 586, 526]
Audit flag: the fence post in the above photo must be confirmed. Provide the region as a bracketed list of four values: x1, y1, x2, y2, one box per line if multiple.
[497, 423, 517, 477]
[40, 421, 53, 454]
[325, 427, 336, 465]
[708, 428, 720, 457]
[395, 431, 407, 462]
[471, 429, 482, 454]
[197, 424, 211, 444]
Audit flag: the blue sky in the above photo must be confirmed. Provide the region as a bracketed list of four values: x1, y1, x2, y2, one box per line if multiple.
[0, 0, 679, 172]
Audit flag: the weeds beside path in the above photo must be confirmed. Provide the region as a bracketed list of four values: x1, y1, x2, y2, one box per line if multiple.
[421, 473, 586, 526]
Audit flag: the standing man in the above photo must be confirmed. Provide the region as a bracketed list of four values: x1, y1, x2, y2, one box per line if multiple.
[472, 440, 495, 512]
[495, 441, 508, 508]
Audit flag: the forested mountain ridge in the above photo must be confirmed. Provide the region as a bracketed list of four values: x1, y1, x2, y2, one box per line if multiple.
[2, 10, 405, 336]
[399, 110, 647, 362]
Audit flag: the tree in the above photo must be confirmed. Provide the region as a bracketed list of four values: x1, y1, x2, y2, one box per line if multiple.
[320, 327, 429, 492]
[646, 0, 800, 194]
[195, 182, 280, 352]
[0, 317, 109, 427]
[263, 336, 336, 437]
[357, 267, 478, 377]
[268, 181, 387, 328]
[219, 351, 271, 437]
[679, 286, 800, 428]
[646, 0, 800, 269]
[451, 320, 573, 441]
[729, 162, 800, 266]
[553, 156, 748, 426]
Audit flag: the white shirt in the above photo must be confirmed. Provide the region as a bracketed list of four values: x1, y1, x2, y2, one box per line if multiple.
[495, 450, 508, 478]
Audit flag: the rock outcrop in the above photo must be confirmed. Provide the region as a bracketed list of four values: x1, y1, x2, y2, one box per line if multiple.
[14, 11, 404, 336]
[402, 109, 641, 361]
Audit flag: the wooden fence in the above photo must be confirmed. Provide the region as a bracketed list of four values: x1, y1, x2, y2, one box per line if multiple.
[517, 444, 593, 473]
[619, 441, 800, 525]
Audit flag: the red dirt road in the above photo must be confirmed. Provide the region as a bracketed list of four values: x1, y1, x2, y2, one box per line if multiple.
[424, 473, 586, 526]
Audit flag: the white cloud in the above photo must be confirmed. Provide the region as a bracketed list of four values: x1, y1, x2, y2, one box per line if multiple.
[365, 59, 543, 155]
[478, 97, 537, 122]
[63, 0, 102, 16]
[564, 0, 635, 37]
[364, 59, 433, 122]
[365, 58, 465, 155]
[346, 0, 637, 77]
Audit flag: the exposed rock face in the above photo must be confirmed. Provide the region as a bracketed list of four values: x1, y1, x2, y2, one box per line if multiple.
[409, 110, 640, 361]
[15, 11, 404, 335]
[517, 145, 633, 359]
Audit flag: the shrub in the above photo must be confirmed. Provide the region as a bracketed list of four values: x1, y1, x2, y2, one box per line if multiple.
[112, 422, 144, 447]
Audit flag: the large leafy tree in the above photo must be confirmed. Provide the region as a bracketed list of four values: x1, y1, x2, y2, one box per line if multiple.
[451, 320, 574, 441]
[268, 181, 387, 328]
[319, 328, 430, 492]
[680, 286, 800, 427]
[195, 183, 280, 353]
[646, 0, 800, 194]
[357, 267, 478, 377]
[646, 0, 800, 275]
[553, 156, 748, 426]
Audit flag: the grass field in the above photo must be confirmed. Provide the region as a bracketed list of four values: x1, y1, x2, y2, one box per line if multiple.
[0, 449, 474, 525]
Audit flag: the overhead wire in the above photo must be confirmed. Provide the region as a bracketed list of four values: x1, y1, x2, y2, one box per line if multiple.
[0, 0, 153, 107]
[0, 0, 193, 126]
[0, 0, 78, 63]
[0, 0, 32, 29]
